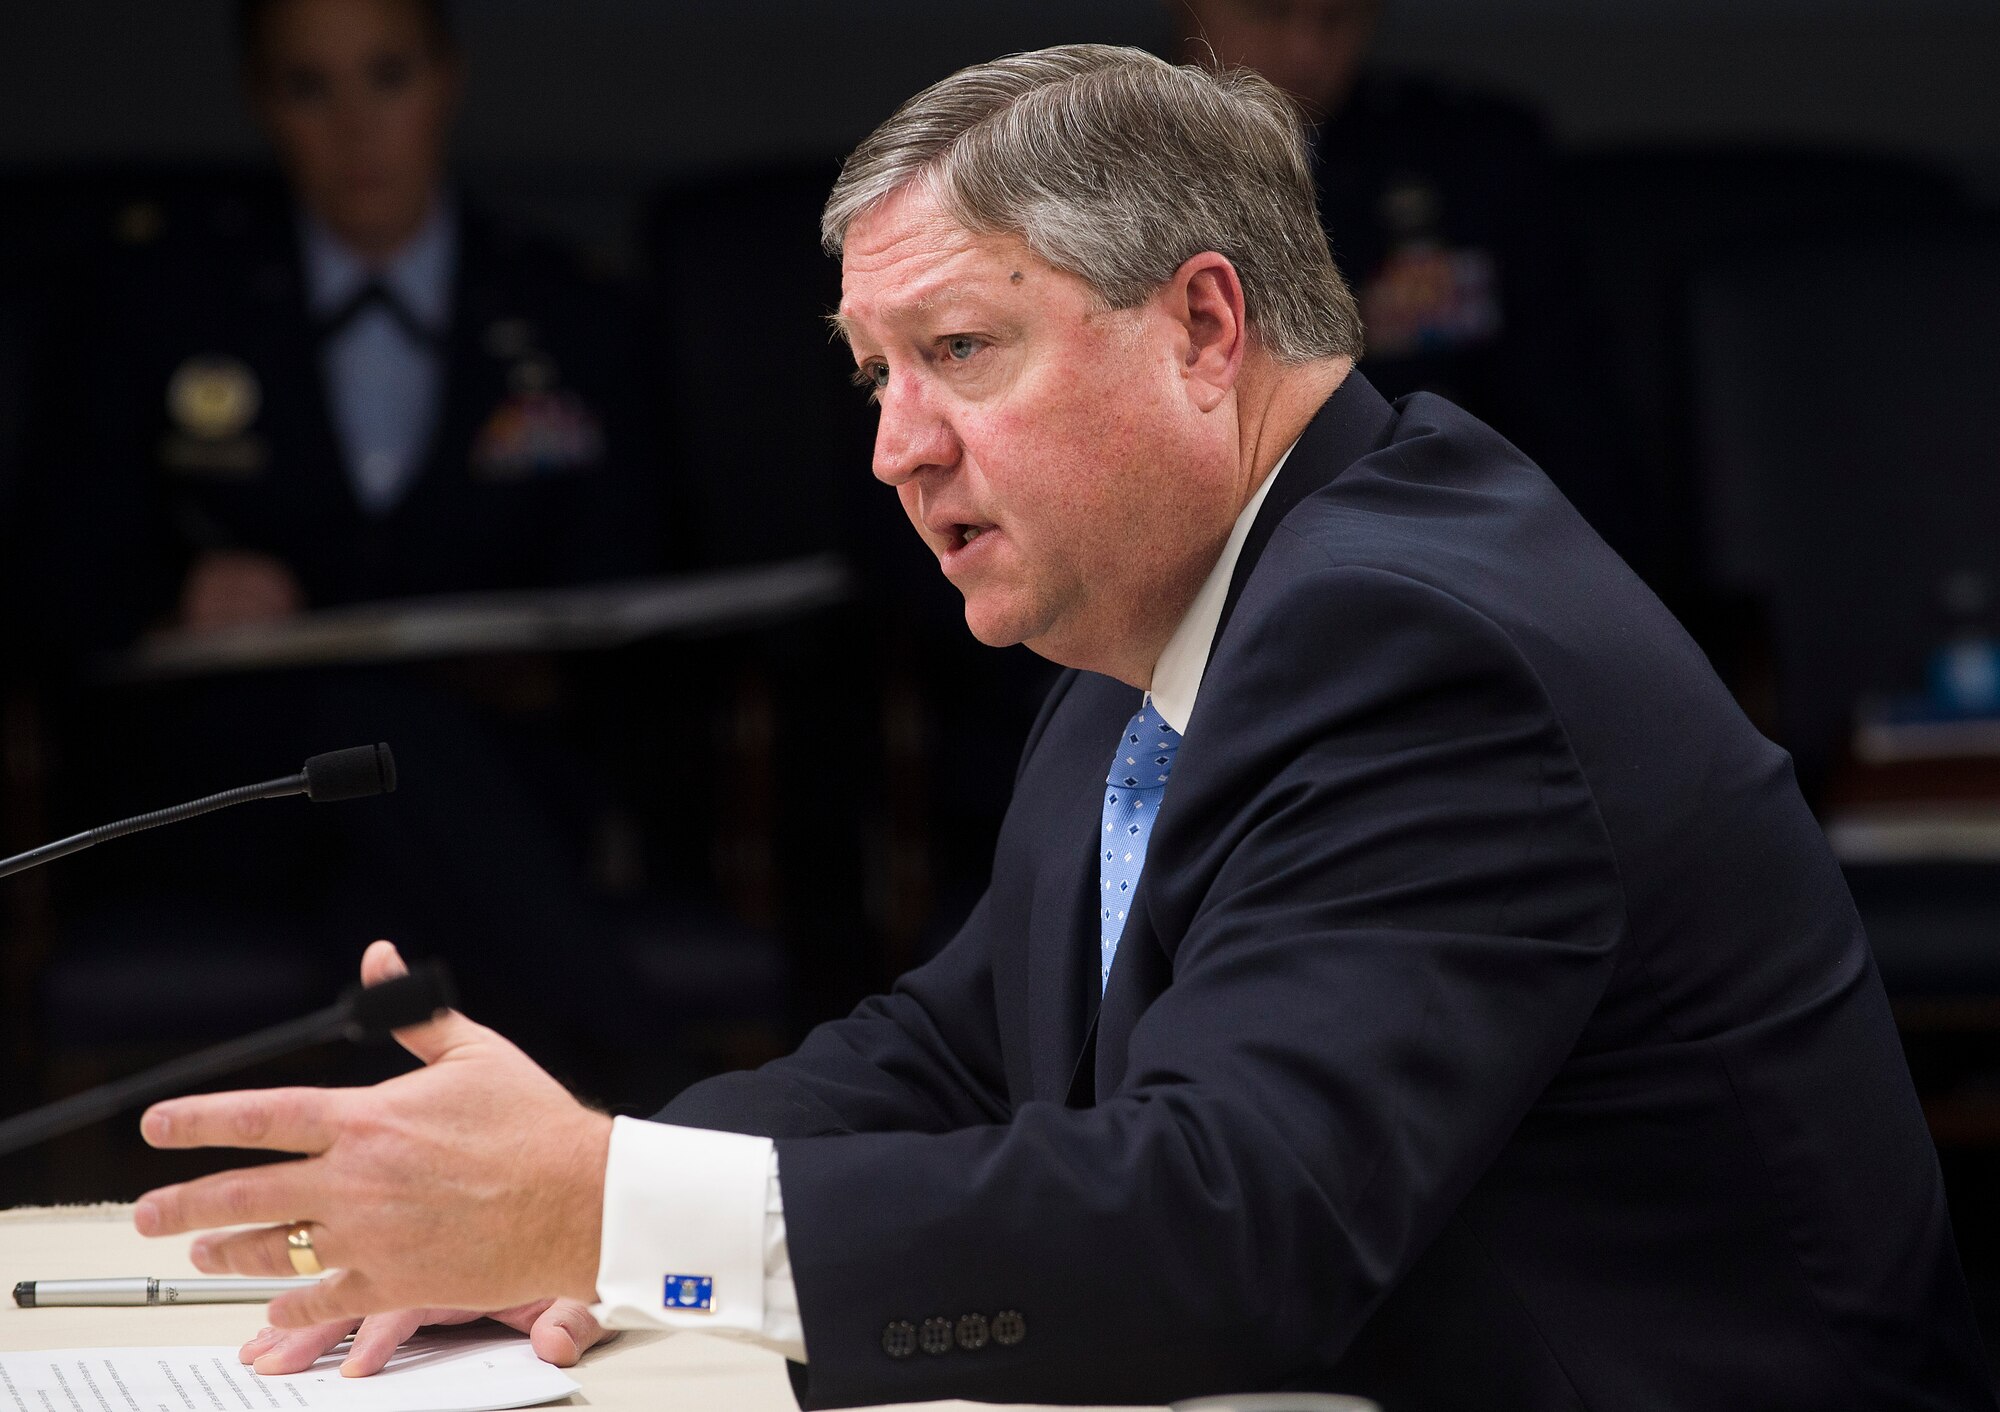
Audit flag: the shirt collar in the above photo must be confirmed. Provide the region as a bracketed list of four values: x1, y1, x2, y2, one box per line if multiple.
[301, 191, 456, 332]
[1147, 440, 1297, 735]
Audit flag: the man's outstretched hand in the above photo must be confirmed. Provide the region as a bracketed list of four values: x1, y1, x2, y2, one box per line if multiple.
[239, 1298, 611, 1378]
[133, 940, 615, 1332]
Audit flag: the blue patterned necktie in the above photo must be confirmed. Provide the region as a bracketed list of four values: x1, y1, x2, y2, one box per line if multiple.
[1099, 700, 1182, 992]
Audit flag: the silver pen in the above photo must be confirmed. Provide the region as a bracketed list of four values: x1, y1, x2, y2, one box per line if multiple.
[14, 1276, 319, 1307]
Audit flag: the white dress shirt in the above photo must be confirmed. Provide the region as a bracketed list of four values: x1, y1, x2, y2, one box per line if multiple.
[591, 443, 1299, 1361]
[302, 197, 454, 515]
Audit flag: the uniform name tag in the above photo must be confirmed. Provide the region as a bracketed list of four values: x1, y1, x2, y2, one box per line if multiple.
[663, 1275, 714, 1312]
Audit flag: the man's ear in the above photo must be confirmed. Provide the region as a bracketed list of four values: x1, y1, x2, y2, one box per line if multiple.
[1170, 252, 1248, 413]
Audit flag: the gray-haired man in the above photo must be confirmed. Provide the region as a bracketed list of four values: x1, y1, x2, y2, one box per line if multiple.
[133, 45, 1991, 1411]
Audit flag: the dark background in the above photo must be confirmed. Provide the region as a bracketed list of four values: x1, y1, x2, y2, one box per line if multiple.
[2, 1, 1992, 259]
[3, 0, 2000, 1371]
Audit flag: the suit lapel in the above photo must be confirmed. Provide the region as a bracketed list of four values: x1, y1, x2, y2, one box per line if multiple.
[1018, 374, 1398, 1107]
[1023, 672, 1141, 1106]
[1090, 373, 1398, 1099]
[1211, 370, 1396, 648]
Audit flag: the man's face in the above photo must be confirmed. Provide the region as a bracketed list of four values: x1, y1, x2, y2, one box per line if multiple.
[1181, 0, 1381, 116]
[838, 185, 1240, 679]
[247, 0, 458, 258]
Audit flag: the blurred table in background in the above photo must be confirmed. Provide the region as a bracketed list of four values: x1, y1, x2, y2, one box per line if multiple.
[1825, 711, 2000, 870]
[1823, 725, 2000, 1147]
[111, 556, 853, 680]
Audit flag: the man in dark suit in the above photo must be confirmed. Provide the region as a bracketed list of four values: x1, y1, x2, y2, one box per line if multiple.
[131, 44, 1993, 1411]
[18, 0, 658, 1073]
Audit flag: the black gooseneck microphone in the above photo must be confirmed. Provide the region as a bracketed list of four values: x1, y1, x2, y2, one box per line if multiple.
[0, 741, 410, 1155]
[0, 743, 396, 880]
[0, 961, 457, 1158]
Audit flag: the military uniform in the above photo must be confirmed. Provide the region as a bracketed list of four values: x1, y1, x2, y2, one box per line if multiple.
[34, 175, 655, 648]
[18, 174, 663, 1075]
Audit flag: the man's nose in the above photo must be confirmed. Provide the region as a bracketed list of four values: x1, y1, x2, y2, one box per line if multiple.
[872, 381, 958, 487]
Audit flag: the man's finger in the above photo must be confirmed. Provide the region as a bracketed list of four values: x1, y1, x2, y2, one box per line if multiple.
[136, 1164, 327, 1240]
[356, 939, 487, 1067]
[187, 1215, 348, 1279]
[488, 1298, 556, 1335]
[340, 1309, 434, 1377]
[357, 942, 433, 1066]
[243, 1318, 358, 1375]
[190, 1224, 305, 1277]
[268, 1269, 384, 1330]
[528, 1298, 613, 1367]
[358, 939, 407, 987]
[141, 1087, 340, 1155]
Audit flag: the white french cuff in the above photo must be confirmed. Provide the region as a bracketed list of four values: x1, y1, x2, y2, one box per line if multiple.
[591, 1117, 777, 1340]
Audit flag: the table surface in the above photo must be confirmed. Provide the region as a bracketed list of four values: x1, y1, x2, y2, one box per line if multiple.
[0, 1204, 1124, 1412]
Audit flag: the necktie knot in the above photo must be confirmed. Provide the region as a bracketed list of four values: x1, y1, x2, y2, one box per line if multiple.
[1104, 700, 1181, 789]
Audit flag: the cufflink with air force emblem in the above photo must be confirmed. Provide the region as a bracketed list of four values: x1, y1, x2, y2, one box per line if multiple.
[663, 1274, 714, 1312]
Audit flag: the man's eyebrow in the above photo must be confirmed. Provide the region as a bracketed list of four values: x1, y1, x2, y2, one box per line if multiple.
[826, 284, 987, 349]
[914, 283, 978, 315]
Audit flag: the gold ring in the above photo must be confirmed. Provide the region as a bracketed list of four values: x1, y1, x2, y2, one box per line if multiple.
[285, 1223, 325, 1276]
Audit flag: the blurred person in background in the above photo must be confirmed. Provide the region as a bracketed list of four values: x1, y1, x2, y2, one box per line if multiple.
[1172, 0, 1640, 568]
[14, 0, 663, 1088]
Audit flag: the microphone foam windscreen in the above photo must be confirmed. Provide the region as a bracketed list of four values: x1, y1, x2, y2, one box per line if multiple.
[303, 743, 397, 802]
[345, 961, 457, 1039]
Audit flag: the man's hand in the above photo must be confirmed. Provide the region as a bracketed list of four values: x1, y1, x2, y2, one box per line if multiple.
[239, 1298, 612, 1378]
[178, 550, 304, 631]
[133, 941, 614, 1330]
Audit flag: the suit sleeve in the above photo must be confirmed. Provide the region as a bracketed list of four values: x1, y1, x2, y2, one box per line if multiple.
[766, 557, 1627, 1408]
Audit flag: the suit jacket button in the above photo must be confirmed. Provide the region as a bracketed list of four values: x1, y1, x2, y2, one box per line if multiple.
[920, 1317, 953, 1355]
[956, 1313, 989, 1350]
[882, 1321, 917, 1359]
[992, 1310, 1026, 1346]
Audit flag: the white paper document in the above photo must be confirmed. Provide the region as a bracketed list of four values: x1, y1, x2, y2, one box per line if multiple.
[0, 1333, 578, 1412]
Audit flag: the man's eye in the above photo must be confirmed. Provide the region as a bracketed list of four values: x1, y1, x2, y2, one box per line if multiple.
[945, 336, 980, 361]
[850, 363, 889, 399]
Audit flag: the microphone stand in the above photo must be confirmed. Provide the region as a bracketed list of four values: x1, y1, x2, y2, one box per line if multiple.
[0, 743, 396, 881]
[0, 741, 406, 1156]
[0, 776, 304, 880]
[0, 962, 455, 1159]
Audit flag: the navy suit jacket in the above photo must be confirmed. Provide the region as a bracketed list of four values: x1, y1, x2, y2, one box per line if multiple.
[662, 374, 1991, 1410]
